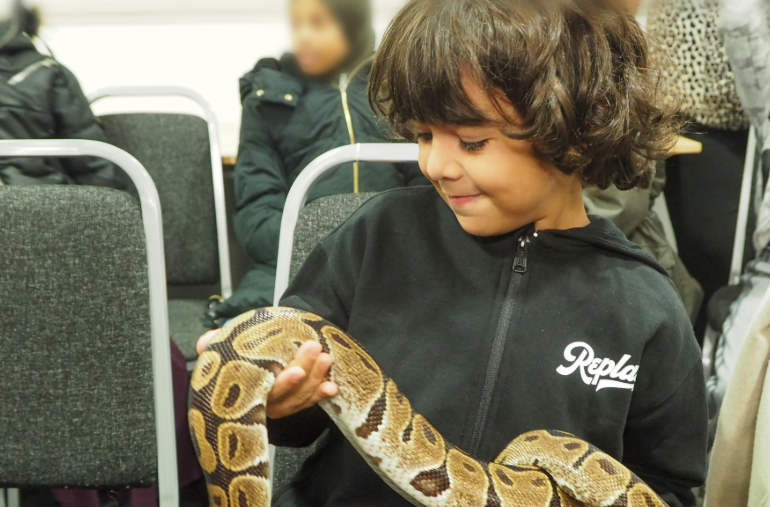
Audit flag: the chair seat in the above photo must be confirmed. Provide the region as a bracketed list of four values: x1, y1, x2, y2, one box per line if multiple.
[168, 299, 209, 361]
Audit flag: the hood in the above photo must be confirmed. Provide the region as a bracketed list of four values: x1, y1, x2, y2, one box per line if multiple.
[541, 215, 668, 277]
[1, 32, 34, 53]
[318, 0, 375, 71]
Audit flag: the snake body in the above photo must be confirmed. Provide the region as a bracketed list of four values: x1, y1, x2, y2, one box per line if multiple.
[189, 307, 667, 507]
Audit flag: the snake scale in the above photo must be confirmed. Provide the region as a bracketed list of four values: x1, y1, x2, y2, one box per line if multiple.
[189, 307, 667, 507]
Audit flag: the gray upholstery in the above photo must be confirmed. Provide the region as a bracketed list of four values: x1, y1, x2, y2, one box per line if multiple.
[99, 113, 219, 286]
[289, 193, 378, 281]
[0, 186, 156, 488]
[167, 299, 210, 361]
[274, 192, 377, 493]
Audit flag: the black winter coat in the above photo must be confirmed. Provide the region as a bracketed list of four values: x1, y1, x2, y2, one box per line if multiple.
[226, 55, 425, 315]
[274, 187, 708, 507]
[0, 34, 125, 188]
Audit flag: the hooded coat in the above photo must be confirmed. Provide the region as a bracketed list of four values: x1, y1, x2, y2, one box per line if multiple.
[0, 33, 126, 188]
[213, 1, 424, 321]
[272, 187, 708, 507]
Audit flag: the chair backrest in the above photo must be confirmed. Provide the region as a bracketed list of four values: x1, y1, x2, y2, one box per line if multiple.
[289, 193, 378, 280]
[0, 186, 156, 488]
[0, 139, 178, 506]
[99, 113, 219, 287]
[274, 144, 419, 304]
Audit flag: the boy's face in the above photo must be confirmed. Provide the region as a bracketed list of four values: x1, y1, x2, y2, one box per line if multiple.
[415, 79, 585, 237]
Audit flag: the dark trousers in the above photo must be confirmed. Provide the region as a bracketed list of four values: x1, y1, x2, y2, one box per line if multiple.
[53, 341, 201, 507]
[665, 126, 752, 338]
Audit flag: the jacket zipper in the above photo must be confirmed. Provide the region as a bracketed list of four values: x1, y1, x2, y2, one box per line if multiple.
[339, 56, 373, 194]
[468, 233, 531, 457]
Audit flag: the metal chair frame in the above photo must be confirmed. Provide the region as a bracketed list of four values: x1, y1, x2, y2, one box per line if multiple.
[88, 86, 233, 298]
[273, 143, 419, 304]
[0, 139, 179, 507]
[702, 126, 759, 376]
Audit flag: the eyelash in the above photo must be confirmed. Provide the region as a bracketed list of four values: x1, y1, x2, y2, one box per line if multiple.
[460, 140, 489, 153]
[415, 133, 489, 153]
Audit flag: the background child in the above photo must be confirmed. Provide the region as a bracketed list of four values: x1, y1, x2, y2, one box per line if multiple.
[205, 0, 425, 326]
[0, 1, 126, 189]
[199, 0, 709, 505]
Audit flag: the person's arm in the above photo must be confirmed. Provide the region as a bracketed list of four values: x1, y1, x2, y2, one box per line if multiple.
[266, 241, 353, 447]
[233, 95, 290, 268]
[51, 65, 127, 190]
[622, 311, 708, 507]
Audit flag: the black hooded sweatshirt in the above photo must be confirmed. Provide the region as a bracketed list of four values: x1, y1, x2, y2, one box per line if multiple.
[272, 187, 708, 507]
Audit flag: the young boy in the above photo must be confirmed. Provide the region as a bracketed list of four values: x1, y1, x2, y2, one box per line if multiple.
[199, 0, 708, 505]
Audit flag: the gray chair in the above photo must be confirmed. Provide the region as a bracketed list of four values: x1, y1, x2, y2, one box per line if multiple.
[270, 144, 419, 494]
[89, 87, 232, 363]
[289, 193, 379, 280]
[0, 140, 178, 507]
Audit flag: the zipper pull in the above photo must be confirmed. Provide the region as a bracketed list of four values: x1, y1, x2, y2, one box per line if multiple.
[513, 236, 530, 273]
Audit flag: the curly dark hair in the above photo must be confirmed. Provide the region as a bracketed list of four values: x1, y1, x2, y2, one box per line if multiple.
[368, 0, 681, 190]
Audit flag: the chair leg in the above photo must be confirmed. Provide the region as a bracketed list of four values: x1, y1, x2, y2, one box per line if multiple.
[269, 444, 277, 495]
[6, 489, 19, 507]
[0, 489, 6, 507]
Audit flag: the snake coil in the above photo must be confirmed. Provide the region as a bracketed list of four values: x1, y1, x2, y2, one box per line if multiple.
[189, 307, 667, 507]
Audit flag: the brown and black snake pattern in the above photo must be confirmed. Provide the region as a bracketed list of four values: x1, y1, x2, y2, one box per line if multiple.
[189, 307, 667, 507]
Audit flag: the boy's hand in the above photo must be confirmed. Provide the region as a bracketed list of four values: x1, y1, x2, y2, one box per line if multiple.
[267, 341, 338, 419]
[195, 331, 337, 419]
[197, 329, 220, 354]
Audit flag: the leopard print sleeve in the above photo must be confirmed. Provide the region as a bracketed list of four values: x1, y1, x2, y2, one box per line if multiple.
[647, 0, 749, 131]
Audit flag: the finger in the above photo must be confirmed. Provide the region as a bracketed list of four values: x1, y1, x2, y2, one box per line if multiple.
[288, 341, 322, 373]
[310, 381, 339, 403]
[274, 353, 334, 413]
[269, 366, 307, 402]
[305, 352, 334, 388]
[270, 342, 321, 402]
[196, 329, 220, 354]
[273, 381, 338, 419]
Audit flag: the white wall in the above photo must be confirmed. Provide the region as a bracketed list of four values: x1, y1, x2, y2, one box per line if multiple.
[35, 0, 404, 156]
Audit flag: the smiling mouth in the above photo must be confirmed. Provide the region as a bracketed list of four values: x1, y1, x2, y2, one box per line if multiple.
[447, 194, 482, 206]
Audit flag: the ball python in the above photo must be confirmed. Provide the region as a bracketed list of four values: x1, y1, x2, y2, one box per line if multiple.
[189, 307, 667, 507]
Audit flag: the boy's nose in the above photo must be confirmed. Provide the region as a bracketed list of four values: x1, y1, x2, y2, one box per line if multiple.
[423, 141, 463, 182]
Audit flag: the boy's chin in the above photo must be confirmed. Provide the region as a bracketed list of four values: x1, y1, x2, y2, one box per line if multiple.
[454, 214, 519, 238]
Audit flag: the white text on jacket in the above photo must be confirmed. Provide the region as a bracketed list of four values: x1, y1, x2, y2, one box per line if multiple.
[556, 342, 638, 391]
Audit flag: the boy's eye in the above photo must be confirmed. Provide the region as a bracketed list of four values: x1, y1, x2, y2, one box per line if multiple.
[416, 132, 433, 144]
[460, 139, 489, 153]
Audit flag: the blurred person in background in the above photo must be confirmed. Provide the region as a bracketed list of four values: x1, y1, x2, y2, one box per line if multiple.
[203, 0, 425, 330]
[647, 0, 752, 338]
[0, 0, 126, 189]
